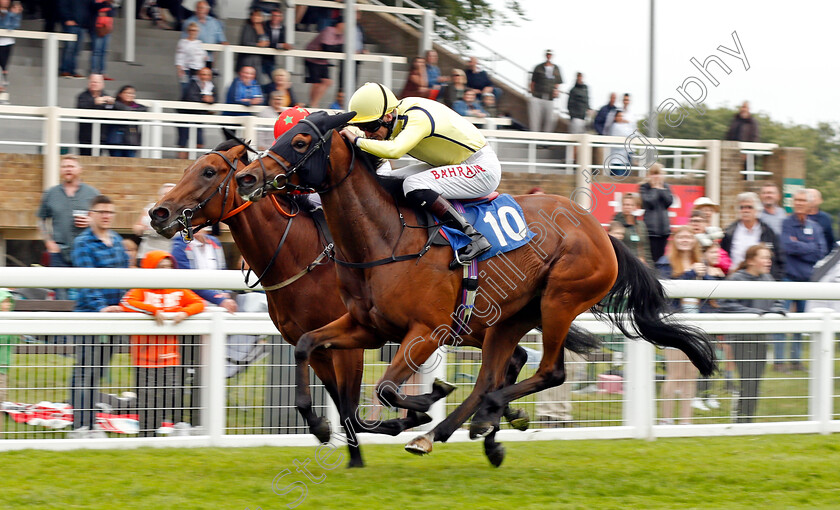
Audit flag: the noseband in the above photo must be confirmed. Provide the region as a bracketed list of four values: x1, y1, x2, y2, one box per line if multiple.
[176, 149, 245, 242]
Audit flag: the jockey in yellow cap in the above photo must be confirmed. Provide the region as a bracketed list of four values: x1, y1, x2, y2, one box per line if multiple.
[339, 82, 502, 265]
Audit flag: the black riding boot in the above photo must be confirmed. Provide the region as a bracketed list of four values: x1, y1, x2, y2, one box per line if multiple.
[407, 189, 491, 267]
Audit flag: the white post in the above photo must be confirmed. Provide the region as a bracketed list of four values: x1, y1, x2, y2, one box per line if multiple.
[427, 348, 447, 430]
[625, 337, 655, 439]
[810, 308, 835, 433]
[43, 106, 61, 189]
[222, 45, 234, 98]
[527, 140, 536, 174]
[420, 9, 433, 54]
[44, 34, 60, 107]
[125, 0, 136, 63]
[325, 393, 341, 435]
[343, 0, 357, 104]
[381, 58, 393, 91]
[92, 122, 101, 156]
[242, 115, 257, 148]
[285, 1, 295, 75]
[150, 102, 163, 159]
[205, 311, 227, 444]
[706, 140, 721, 227]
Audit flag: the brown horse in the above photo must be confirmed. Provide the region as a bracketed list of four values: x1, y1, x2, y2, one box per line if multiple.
[234, 111, 716, 464]
[148, 140, 435, 468]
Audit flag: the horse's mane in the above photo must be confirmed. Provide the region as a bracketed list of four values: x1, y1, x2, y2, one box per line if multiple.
[212, 138, 251, 165]
[349, 141, 406, 200]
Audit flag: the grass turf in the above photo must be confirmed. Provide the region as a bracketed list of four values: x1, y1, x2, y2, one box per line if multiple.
[2, 435, 840, 509]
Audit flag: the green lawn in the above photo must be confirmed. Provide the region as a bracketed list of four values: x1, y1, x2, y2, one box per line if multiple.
[2, 435, 840, 509]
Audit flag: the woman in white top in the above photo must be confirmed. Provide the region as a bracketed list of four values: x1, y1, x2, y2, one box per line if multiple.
[175, 22, 208, 96]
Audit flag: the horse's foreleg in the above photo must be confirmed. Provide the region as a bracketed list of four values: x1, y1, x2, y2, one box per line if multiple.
[500, 345, 530, 431]
[295, 314, 381, 444]
[373, 326, 456, 413]
[329, 349, 366, 468]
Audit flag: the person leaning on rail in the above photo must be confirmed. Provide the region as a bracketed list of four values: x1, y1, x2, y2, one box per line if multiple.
[339, 82, 501, 266]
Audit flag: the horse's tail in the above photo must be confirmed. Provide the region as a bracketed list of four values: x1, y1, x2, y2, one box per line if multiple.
[592, 235, 717, 376]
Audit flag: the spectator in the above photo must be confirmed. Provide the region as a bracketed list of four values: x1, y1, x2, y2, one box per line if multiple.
[655, 226, 704, 424]
[262, 68, 299, 107]
[76, 73, 115, 155]
[805, 188, 835, 249]
[90, 0, 114, 80]
[157, 0, 186, 31]
[441, 68, 467, 108]
[327, 89, 344, 110]
[689, 209, 731, 274]
[425, 49, 447, 97]
[175, 22, 208, 97]
[480, 92, 498, 118]
[452, 88, 486, 119]
[237, 9, 270, 81]
[257, 91, 285, 150]
[69, 195, 130, 437]
[759, 181, 787, 237]
[134, 182, 176, 264]
[182, 1, 227, 69]
[464, 56, 497, 100]
[226, 65, 263, 113]
[779, 189, 828, 372]
[613, 192, 651, 264]
[566, 72, 589, 135]
[400, 56, 429, 99]
[177, 66, 215, 158]
[606, 110, 634, 176]
[593, 92, 617, 135]
[123, 238, 138, 267]
[618, 93, 635, 126]
[107, 85, 146, 157]
[691, 240, 727, 412]
[692, 196, 720, 225]
[59, 0, 92, 78]
[37, 155, 101, 299]
[263, 7, 292, 80]
[0, 0, 22, 104]
[639, 163, 673, 262]
[0, 288, 19, 432]
[528, 49, 562, 132]
[119, 250, 205, 436]
[720, 192, 783, 277]
[170, 229, 237, 428]
[717, 243, 788, 423]
[304, 16, 344, 108]
[725, 100, 760, 142]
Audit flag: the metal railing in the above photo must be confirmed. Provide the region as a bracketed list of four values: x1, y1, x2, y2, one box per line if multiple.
[0, 269, 838, 450]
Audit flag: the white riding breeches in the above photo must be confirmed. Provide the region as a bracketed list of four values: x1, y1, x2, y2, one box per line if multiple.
[388, 144, 502, 199]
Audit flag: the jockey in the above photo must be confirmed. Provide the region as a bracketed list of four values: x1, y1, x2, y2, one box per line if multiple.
[339, 82, 501, 265]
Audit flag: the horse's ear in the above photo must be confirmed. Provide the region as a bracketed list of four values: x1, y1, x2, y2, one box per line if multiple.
[229, 143, 249, 165]
[324, 111, 357, 132]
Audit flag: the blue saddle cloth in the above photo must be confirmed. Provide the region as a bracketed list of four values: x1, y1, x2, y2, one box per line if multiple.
[441, 193, 534, 262]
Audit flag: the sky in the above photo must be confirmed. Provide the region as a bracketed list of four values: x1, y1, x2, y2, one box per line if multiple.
[482, 0, 836, 127]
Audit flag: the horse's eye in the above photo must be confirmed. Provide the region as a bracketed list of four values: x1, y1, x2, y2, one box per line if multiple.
[202, 168, 215, 178]
[294, 140, 307, 149]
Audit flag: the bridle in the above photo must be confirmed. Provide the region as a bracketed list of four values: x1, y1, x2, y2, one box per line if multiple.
[251, 118, 355, 198]
[176, 149, 244, 242]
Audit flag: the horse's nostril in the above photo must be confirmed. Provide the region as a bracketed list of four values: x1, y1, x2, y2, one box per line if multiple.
[239, 174, 256, 186]
[151, 207, 170, 221]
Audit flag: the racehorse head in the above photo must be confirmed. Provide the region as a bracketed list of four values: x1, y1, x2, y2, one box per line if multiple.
[150, 140, 250, 239]
[236, 110, 356, 201]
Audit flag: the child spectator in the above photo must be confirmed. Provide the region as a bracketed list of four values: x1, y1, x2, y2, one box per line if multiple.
[0, 289, 19, 431]
[120, 250, 205, 436]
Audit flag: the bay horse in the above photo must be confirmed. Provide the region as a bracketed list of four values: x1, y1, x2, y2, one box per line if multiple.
[233, 111, 716, 465]
[148, 139, 576, 466]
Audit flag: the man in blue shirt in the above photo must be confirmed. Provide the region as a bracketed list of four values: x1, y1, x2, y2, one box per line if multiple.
[182, 1, 227, 68]
[779, 189, 828, 372]
[69, 195, 130, 437]
[226, 65, 263, 115]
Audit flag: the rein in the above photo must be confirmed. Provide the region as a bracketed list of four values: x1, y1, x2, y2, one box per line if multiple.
[177, 149, 239, 242]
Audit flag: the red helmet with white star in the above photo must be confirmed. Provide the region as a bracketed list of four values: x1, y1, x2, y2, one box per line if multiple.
[274, 107, 311, 140]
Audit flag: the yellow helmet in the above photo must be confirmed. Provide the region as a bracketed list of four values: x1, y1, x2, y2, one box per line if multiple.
[348, 82, 400, 124]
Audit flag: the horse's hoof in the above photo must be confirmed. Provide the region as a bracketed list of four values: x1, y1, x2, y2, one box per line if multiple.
[485, 442, 506, 468]
[405, 433, 433, 456]
[311, 417, 332, 444]
[506, 409, 530, 431]
[413, 411, 433, 427]
[347, 459, 365, 469]
[433, 378, 457, 397]
[469, 421, 494, 440]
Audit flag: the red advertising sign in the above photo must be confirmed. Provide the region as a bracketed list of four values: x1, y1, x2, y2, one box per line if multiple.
[590, 183, 706, 228]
